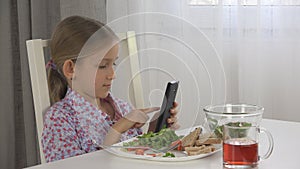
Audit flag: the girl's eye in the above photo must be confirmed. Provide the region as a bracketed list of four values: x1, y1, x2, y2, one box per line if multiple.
[98, 66, 106, 69]
[98, 62, 116, 69]
[98, 65, 107, 69]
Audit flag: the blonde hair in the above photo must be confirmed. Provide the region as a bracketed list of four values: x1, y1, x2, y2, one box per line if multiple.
[48, 16, 113, 104]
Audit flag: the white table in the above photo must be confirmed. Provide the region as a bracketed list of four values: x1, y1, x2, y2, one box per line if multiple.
[25, 119, 300, 169]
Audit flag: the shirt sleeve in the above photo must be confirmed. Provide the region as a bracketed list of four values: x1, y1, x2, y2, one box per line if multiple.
[41, 109, 85, 162]
[114, 98, 144, 140]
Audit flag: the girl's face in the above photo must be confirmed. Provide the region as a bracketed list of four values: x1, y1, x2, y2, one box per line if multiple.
[94, 44, 118, 98]
[73, 44, 119, 99]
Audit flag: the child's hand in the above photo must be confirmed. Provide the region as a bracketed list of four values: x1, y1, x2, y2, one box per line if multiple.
[104, 107, 159, 145]
[147, 101, 180, 132]
[132, 107, 160, 128]
[113, 107, 160, 133]
[168, 102, 180, 130]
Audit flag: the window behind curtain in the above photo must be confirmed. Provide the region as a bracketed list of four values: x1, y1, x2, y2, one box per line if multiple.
[189, 0, 300, 5]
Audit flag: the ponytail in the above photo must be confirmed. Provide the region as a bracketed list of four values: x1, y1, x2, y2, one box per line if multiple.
[47, 67, 68, 104]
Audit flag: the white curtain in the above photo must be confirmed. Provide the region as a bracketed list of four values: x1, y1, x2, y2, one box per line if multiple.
[184, 1, 300, 121]
[107, 0, 300, 125]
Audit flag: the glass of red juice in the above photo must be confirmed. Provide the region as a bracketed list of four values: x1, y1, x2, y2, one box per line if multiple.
[223, 124, 273, 168]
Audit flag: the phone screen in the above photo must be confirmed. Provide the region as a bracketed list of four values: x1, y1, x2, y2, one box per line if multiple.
[154, 81, 179, 133]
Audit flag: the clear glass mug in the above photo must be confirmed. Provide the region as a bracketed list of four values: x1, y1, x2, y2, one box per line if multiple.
[223, 124, 273, 168]
[204, 104, 274, 168]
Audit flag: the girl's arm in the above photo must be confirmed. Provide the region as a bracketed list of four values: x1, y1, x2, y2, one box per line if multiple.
[42, 113, 85, 162]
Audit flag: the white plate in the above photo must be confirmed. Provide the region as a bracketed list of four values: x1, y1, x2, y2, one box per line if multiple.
[104, 126, 222, 162]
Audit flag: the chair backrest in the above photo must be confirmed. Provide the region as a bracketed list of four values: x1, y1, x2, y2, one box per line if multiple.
[115, 32, 145, 108]
[26, 39, 50, 164]
[26, 31, 144, 164]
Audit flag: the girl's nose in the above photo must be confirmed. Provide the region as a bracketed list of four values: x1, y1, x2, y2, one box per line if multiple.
[107, 67, 116, 80]
[107, 73, 116, 80]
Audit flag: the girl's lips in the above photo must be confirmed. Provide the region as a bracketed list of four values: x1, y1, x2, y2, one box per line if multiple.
[103, 84, 111, 88]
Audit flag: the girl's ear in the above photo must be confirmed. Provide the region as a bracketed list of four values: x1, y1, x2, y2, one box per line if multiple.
[62, 59, 75, 80]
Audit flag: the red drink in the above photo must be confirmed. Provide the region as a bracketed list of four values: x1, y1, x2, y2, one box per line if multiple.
[223, 138, 258, 167]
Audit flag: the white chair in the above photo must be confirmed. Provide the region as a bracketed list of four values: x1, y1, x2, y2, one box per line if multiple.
[114, 32, 145, 109]
[26, 31, 144, 163]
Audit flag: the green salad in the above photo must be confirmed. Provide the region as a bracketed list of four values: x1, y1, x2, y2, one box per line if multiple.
[123, 128, 181, 150]
[163, 152, 175, 157]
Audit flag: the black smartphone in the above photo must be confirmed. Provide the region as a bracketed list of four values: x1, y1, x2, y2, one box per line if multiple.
[154, 81, 179, 133]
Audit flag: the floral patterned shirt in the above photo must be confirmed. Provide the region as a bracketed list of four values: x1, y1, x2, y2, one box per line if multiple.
[41, 88, 143, 162]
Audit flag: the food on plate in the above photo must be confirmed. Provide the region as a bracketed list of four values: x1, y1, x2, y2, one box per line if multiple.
[162, 152, 175, 158]
[195, 138, 222, 146]
[135, 149, 145, 155]
[146, 153, 157, 157]
[186, 145, 216, 156]
[181, 128, 222, 156]
[123, 128, 181, 150]
[181, 127, 202, 149]
[120, 127, 222, 158]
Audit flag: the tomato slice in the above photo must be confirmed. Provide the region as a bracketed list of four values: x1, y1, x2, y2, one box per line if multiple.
[126, 148, 136, 151]
[135, 149, 145, 155]
[169, 140, 181, 149]
[146, 153, 157, 157]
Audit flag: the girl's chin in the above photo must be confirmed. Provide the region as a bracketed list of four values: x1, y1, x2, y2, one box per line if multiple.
[96, 92, 109, 99]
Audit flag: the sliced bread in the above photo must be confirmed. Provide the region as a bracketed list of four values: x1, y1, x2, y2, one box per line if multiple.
[181, 127, 202, 149]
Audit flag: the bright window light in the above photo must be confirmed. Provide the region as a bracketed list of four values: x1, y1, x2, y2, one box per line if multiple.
[189, 0, 300, 5]
[189, 0, 218, 5]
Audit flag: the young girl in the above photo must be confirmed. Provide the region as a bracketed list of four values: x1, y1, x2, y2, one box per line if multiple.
[41, 16, 179, 162]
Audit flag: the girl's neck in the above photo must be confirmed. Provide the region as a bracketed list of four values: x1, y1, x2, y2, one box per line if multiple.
[71, 89, 115, 119]
[98, 98, 115, 120]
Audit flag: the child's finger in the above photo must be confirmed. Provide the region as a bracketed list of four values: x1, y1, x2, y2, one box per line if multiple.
[167, 117, 177, 124]
[170, 123, 180, 130]
[173, 101, 178, 108]
[170, 108, 178, 115]
[139, 107, 160, 114]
